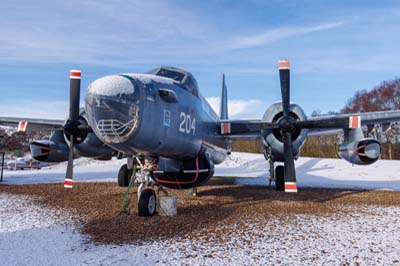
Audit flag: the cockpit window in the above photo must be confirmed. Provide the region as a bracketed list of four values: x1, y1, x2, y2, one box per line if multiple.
[156, 68, 185, 82]
[146, 66, 200, 97]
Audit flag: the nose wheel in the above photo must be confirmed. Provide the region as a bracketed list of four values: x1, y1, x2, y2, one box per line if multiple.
[138, 188, 157, 217]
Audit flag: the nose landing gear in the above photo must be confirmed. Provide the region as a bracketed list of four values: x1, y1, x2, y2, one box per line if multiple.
[119, 157, 159, 217]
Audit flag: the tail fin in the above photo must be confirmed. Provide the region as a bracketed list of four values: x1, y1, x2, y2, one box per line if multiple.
[220, 74, 228, 120]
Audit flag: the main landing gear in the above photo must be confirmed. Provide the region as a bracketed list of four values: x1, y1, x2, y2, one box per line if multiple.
[118, 164, 134, 187]
[264, 148, 284, 191]
[118, 157, 159, 217]
[274, 165, 284, 191]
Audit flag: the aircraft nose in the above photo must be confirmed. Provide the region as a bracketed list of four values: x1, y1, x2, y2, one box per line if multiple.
[85, 75, 141, 144]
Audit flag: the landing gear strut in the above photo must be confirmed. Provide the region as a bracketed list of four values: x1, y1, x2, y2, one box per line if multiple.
[264, 147, 275, 186]
[264, 147, 284, 191]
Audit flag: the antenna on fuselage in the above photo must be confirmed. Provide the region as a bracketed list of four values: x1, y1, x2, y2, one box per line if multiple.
[220, 74, 228, 120]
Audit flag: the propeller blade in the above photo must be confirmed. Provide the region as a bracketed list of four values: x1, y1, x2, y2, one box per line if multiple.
[64, 69, 81, 189]
[283, 132, 297, 193]
[278, 60, 290, 117]
[296, 115, 362, 129]
[69, 70, 81, 121]
[64, 137, 74, 188]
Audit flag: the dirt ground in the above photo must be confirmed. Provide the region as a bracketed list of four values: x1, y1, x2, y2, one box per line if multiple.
[1, 178, 400, 245]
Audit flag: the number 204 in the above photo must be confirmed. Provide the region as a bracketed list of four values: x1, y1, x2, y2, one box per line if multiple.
[179, 112, 196, 135]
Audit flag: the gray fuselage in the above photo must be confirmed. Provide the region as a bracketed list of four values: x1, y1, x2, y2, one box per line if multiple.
[85, 71, 229, 166]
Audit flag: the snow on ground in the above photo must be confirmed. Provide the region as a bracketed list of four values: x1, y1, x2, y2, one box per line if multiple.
[1, 152, 400, 265]
[217, 152, 400, 190]
[157, 206, 400, 265]
[1, 193, 400, 265]
[0, 193, 156, 266]
[1, 157, 126, 185]
[3, 151, 399, 191]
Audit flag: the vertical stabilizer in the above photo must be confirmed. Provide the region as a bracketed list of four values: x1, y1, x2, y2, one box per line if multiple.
[220, 74, 228, 120]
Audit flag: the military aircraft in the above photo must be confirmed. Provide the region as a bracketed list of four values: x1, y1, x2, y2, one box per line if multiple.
[1, 60, 400, 216]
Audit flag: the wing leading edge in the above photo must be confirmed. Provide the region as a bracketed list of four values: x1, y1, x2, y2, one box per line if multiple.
[217, 110, 400, 139]
[0, 117, 65, 133]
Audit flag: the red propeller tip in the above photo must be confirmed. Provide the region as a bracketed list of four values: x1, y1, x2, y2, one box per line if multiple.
[278, 60, 290, 70]
[284, 182, 297, 192]
[64, 178, 73, 188]
[70, 70, 81, 79]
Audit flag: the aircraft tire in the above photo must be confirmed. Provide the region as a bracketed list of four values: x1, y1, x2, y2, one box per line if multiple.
[117, 164, 129, 187]
[275, 165, 285, 191]
[138, 189, 157, 217]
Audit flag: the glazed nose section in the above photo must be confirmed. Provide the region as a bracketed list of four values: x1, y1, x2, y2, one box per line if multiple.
[85, 75, 140, 144]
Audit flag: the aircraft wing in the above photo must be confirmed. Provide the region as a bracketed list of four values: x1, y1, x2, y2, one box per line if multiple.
[307, 110, 400, 136]
[0, 116, 65, 132]
[217, 110, 400, 138]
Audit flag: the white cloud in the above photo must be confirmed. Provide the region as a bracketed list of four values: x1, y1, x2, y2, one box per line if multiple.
[228, 21, 344, 49]
[206, 97, 267, 119]
[0, 0, 209, 65]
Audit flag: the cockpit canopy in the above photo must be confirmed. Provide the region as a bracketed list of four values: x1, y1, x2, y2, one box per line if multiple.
[146, 66, 199, 97]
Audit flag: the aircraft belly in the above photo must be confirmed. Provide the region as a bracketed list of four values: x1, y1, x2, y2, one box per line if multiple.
[153, 155, 214, 189]
[153, 171, 212, 189]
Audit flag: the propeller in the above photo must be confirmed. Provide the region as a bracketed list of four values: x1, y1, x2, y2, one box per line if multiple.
[221, 60, 362, 192]
[63, 70, 82, 189]
[276, 60, 356, 192]
[277, 60, 298, 192]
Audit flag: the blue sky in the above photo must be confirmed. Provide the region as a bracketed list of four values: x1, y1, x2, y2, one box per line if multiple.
[1, 0, 400, 119]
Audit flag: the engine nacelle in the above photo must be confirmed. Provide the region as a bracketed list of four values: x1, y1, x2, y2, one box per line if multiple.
[262, 102, 308, 162]
[152, 153, 214, 189]
[31, 112, 115, 162]
[64, 114, 115, 160]
[30, 131, 70, 162]
[339, 138, 381, 165]
[71, 132, 115, 160]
